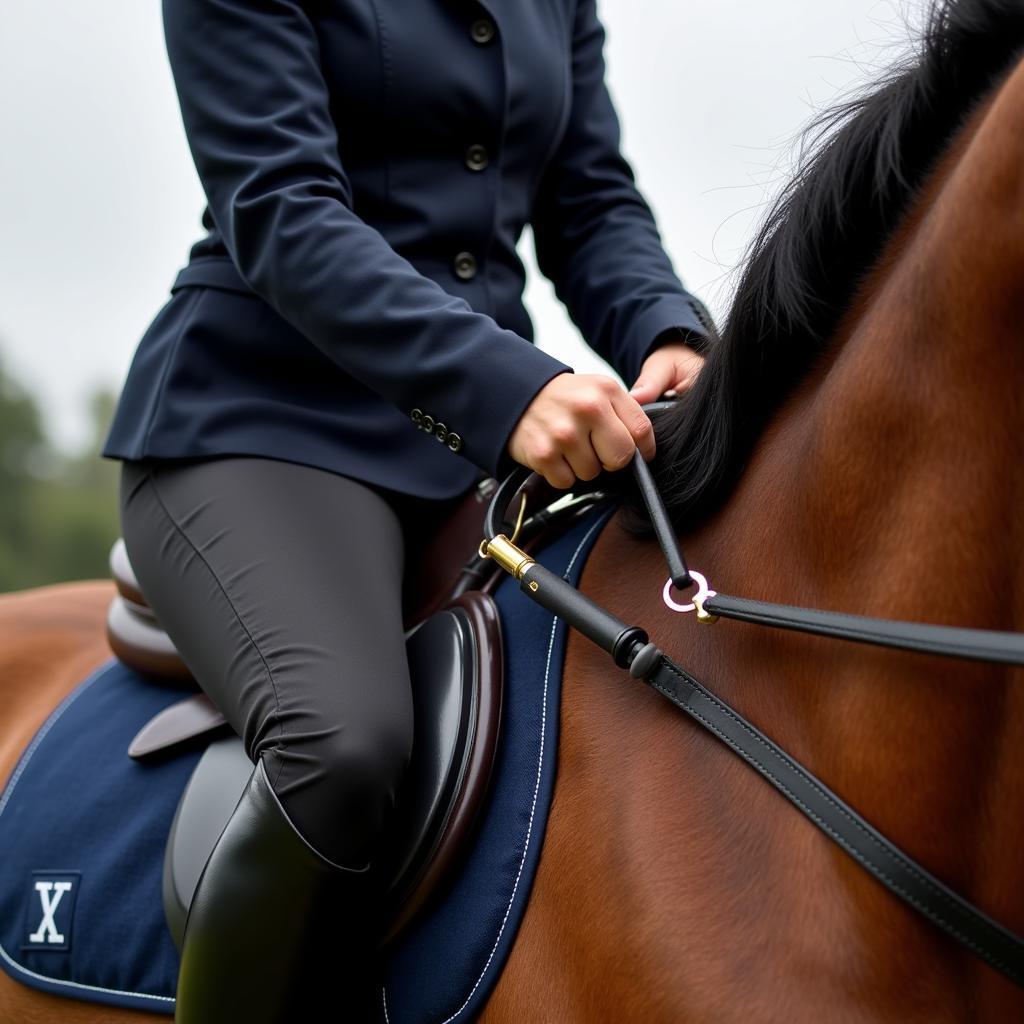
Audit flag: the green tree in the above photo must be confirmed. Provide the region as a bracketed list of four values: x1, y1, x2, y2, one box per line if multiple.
[0, 347, 121, 593]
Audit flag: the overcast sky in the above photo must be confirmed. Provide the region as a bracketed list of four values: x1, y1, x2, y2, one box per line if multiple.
[0, 0, 925, 454]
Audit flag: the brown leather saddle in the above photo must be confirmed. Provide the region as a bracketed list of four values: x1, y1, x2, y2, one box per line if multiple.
[106, 474, 601, 951]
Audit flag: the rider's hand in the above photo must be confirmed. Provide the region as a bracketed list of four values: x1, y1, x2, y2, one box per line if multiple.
[506, 373, 656, 490]
[626, 342, 705, 406]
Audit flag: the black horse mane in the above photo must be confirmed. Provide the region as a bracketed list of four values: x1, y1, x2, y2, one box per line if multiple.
[608, 0, 1024, 539]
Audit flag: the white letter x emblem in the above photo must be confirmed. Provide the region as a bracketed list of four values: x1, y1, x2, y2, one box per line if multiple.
[28, 880, 73, 944]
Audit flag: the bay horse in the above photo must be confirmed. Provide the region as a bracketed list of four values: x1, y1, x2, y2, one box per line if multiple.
[1, 0, 1022, 1019]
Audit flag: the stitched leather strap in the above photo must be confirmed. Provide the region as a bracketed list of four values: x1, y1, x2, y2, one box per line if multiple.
[702, 594, 1024, 666]
[641, 651, 1024, 986]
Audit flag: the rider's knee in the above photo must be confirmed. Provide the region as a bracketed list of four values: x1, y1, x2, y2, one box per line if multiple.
[265, 711, 413, 869]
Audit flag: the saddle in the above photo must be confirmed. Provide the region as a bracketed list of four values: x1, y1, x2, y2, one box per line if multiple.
[105, 473, 602, 950]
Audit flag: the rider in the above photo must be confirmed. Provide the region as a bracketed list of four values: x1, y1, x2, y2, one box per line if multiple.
[101, 0, 712, 1019]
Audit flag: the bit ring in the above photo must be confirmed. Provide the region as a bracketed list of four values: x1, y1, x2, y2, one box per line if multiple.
[662, 570, 716, 614]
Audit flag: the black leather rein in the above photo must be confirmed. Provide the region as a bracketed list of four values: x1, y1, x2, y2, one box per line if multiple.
[483, 446, 1024, 669]
[477, 432, 1024, 988]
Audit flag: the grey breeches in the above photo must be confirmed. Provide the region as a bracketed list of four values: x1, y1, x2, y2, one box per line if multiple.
[118, 455, 469, 871]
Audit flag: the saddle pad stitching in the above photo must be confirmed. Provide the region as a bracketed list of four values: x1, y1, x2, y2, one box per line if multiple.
[381, 506, 614, 1023]
[0, 656, 176, 1005]
[0, 933, 173, 1006]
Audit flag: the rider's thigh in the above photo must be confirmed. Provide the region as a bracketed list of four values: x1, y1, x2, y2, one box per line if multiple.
[118, 455, 414, 870]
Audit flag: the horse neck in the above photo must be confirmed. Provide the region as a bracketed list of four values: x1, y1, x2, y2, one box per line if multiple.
[693, 53, 1024, 984]
[753, 54, 1024, 639]
[534, 54, 1024, 1021]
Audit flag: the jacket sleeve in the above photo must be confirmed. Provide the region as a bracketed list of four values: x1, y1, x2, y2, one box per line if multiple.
[161, 0, 573, 482]
[530, 0, 714, 387]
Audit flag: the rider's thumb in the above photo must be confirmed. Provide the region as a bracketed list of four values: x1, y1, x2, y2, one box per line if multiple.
[628, 379, 658, 403]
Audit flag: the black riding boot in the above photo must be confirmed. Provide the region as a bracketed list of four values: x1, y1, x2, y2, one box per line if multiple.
[174, 754, 384, 1023]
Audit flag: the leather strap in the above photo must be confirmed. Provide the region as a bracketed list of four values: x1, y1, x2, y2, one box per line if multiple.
[640, 650, 1024, 987]
[702, 594, 1024, 666]
[484, 446, 1024, 668]
[483, 463, 546, 542]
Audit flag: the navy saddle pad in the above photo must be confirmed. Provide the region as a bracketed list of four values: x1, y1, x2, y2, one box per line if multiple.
[0, 500, 617, 1020]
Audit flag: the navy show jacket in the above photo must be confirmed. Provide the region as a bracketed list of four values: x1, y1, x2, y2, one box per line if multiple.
[101, 0, 713, 500]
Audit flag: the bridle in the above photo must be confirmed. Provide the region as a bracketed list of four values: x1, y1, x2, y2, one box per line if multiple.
[477, 400, 1024, 989]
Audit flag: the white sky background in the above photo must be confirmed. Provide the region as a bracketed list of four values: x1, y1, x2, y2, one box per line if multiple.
[0, 0, 925, 455]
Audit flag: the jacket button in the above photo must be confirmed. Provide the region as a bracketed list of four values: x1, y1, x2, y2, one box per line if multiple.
[410, 408, 423, 425]
[421, 412, 436, 432]
[446, 432, 463, 453]
[470, 18, 495, 44]
[433, 422, 449, 442]
[453, 251, 478, 281]
[465, 144, 489, 172]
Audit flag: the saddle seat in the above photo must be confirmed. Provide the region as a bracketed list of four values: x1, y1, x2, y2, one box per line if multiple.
[106, 477, 512, 950]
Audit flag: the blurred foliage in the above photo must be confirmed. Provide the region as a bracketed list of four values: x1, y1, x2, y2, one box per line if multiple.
[0, 347, 120, 593]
